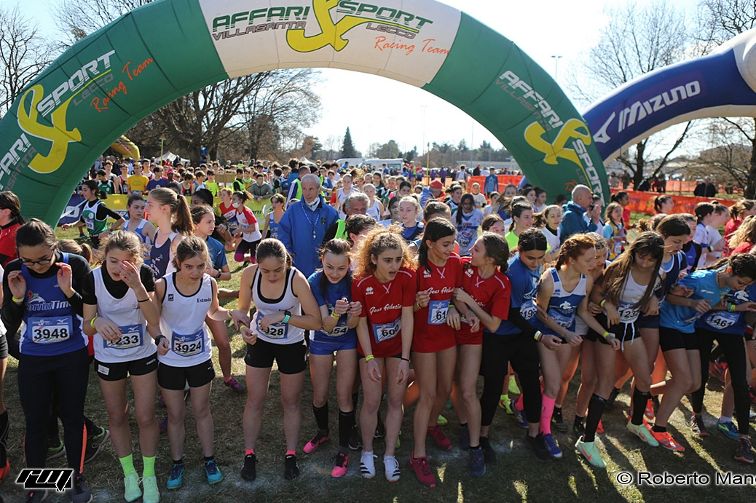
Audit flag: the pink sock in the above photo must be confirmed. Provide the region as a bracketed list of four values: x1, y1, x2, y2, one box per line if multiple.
[286, 449, 296, 456]
[540, 394, 556, 435]
[515, 394, 524, 412]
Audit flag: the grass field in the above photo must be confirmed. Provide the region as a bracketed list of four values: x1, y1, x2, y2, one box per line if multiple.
[0, 229, 755, 502]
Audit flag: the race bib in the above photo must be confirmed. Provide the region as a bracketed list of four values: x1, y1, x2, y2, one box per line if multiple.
[82, 209, 96, 230]
[257, 317, 288, 339]
[428, 300, 449, 325]
[171, 328, 204, 357]
[29, 316, 72, 344]
[104, 324, 144, 350]
[373, 318, 400, 343]
[328, 324, 350, 337]
[704, 311, 739, 329]
[520, 299, 537, 320]
[618, 303, 641, 323]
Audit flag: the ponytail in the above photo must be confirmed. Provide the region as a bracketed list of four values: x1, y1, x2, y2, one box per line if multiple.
[173, 195, 193, 234]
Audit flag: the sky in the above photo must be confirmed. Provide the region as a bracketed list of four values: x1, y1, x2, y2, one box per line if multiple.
[14, 0, 701, 158]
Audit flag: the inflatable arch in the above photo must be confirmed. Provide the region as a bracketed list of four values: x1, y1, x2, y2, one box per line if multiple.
[584, 29, 756, 162]
[0, 0, 609, 224]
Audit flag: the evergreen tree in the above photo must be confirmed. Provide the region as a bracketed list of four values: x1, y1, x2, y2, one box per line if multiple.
[341, 127, 357, 158]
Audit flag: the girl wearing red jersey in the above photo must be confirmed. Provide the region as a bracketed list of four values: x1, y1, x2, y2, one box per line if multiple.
[409, 219, 463, 487]
[351, 228, 416, 482]
[452, 233, 511, 477]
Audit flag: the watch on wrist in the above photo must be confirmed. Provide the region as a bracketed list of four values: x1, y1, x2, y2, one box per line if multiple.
[282, 310, 292, 324]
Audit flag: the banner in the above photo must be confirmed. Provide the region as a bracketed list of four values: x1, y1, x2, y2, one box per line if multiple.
[0, 0, 608, 225]
[584, 30, 756, 161]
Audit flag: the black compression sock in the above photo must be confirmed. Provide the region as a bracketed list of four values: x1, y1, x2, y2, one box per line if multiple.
[338, 410, 355, 449]
[652, 425, 666, 433]
[313, 403, 329, 434]
[584, 394, 607, 442]
[631, 388, 651, 425]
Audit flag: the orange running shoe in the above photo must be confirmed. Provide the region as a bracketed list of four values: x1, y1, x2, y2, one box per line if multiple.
[651, 430, 685, 452]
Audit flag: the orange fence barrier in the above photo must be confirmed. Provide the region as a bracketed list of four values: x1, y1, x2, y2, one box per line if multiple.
[610, 190, 736, 216]
[466, 175, 523, 193]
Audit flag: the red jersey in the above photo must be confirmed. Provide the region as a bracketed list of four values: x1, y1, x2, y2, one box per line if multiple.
[219, 202, 236, 221]
[413, 255, 463, 352]
[0, 222, 20, 267]
[352, 268, 416, 358]
[457, 259, 511, 345]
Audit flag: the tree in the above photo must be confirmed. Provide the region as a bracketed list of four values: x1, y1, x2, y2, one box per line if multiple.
[341, 127, 357, 158]
[0, 6, 53, 118]
[576, 0, 693, 189]
[696, 0, 756, 197]
[369, 140, 400, 159]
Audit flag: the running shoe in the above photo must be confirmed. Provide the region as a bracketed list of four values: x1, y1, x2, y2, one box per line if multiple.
[689, 414, 710, 438]
[480, 436, 497, 465]
[526, 433, 550, 461]
[428, 425, 452, 451]
[284, 454, 300, 480]
[166, 462, 185, 490]
[205, 458, 223, 485]
[552, 408, 568, 433]
[717, 421, 740, 441]
[437, 414, 449, 426]
[384, 455, 401, 482]
[123, 472, 141, 502]
[650, 430, 685, 452]
[734, 437, 754, 464]
[508, 378, 521, 395]
[331, 451, 349, 478]
[458, 425, 470, 450]
[46, 438, 65, 461]
[348, 425, 362, 451]
[511, 399, 528, 429]
[25, 490, 48, 503]
[644, 399, 656, 422]
[468, 447, 486, 477]
[360, 451, 376, 479]
[575, 437, 606, 469]
[68, 473, 92, 503]
[408, 455, 434, 487]
[542, 433, 563, 459]
[626, 422, 659, 447]
[303, 431, 329, 454]
[596, 420, 605, 434]
[142, 476, 159, 503]
[498, 394, 512, 413]
[605, 387, 621, 409]
[241, 453, 257, 481]
[84, 426, 110, 464]
[223, 376, 245, 393]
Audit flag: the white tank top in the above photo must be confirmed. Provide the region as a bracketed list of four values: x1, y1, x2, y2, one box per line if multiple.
[367, 200, 381, 221]
[158, 273, 213, 367]
[617, 271, 647, 324]
[251, 267, 304, 344]
[93, 268, 156, 363]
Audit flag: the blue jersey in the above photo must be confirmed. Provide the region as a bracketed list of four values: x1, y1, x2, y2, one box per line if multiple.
[660, 269, 730, 334]
[268, 213, 281, 241]
[495, 256, 540, 336]
[307, 271, 356, 344]
[20, 253, 87, 356]
[657, 251, 687, 301]
[697, 282, 756, 335]
[531, 268, 587, 335]
[206, 236, 227, 270]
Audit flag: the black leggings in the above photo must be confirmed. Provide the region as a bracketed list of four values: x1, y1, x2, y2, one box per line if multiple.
[480, 332, 541, 427]
[18, 348, 90, 470]
[690, 330, 750, 435]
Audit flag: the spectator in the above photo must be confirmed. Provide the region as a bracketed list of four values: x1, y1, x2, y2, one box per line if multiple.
[324, 192, 369, 241]
[250, 173, 273, 203]
[558, 184, 597, 243]
[279, 174, 339, 277]
[484, 169, 499, 195]
[704, 177, 717, 198]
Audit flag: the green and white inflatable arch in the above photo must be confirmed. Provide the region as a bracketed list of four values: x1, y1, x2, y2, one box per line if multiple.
[0, 0, 609, 224]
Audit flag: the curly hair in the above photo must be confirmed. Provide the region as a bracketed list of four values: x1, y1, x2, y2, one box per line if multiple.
[555, 234, 597, 268]
[352, 227, 415, 278]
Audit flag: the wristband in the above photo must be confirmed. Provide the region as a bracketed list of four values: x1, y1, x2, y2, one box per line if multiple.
[364, 354, 375, 362]
[137, 297, 149, 303]
[599, 299, 607, 308]
[533, 331, 543, 342]
[330, 310, 341, 319]
[400, 356, 410, 362]
[155, 334, 166, 345]
[282, 310, 291, 324]
[90, 316, 98, 329]
[728, 302, 736, 313]
[602, 331, 612, 340]
[11, 295, 24, 304]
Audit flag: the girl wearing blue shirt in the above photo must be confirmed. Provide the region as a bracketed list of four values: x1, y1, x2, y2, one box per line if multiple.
[303, 240, 361, 478]
[654, 253, 756, 453]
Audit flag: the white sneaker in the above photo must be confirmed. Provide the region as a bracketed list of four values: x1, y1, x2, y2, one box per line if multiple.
[360, 451, 376, 479]
[384, 455, 400, 482]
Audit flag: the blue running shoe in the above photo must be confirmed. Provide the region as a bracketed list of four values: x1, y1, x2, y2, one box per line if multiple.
[542, 434, 563, 459]
[717, 421, 740, 441]
[205, 458, 224, 485]
[166, 462, 184, 490]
